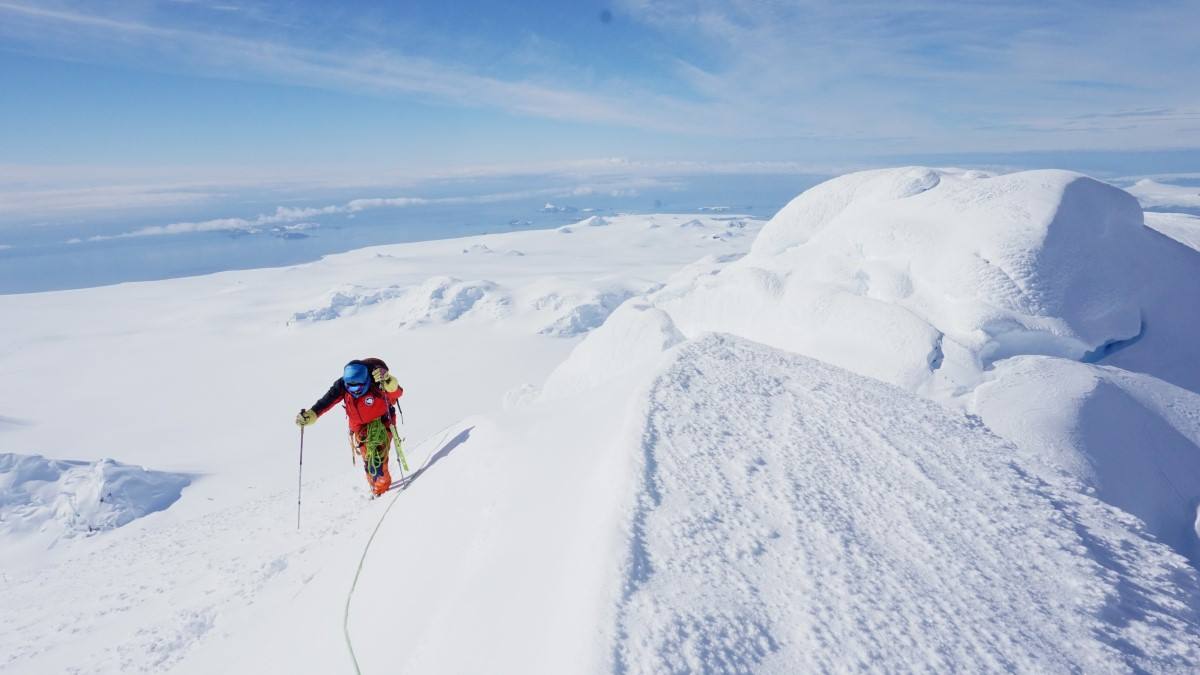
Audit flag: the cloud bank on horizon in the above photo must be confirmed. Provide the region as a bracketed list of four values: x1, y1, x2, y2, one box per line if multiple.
[0, 0, 1197, 227]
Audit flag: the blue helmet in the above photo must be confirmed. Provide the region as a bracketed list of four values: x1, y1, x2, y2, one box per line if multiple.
[343, 362, 370, 398]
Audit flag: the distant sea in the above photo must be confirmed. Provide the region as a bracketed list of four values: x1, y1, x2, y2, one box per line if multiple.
[0, 173, 823, 294]
[5, 153, 1197, 295]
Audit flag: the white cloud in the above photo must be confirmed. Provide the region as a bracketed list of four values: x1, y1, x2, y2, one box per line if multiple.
[615, 0, 1200, 150]
[2, 157, 844, 228]
[90, 209, 352, 240]
[1, 0, 1198, 157]
[71, 164, 757, 241]
[0, 1, 709, 134]
[346, 197, 430, 211]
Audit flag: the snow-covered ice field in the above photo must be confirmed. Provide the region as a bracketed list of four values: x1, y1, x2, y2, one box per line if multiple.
[3, 168, 1200, 673]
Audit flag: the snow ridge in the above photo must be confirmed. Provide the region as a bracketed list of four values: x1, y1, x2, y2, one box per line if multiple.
[613, 335, 1200, 673]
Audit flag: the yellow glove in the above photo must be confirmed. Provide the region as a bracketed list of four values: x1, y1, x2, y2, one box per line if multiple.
[295, 409, 318, 427]
[372, 367, 399, 393]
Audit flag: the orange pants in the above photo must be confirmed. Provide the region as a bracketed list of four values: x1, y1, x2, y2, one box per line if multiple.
[353, 423, 393, 496]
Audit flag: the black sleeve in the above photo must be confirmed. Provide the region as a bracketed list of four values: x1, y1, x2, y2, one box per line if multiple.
[312, 379, 345, 416]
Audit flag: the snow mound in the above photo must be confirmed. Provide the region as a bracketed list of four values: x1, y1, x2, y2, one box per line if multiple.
[655, 167, 1200, 393]
[291, 277, 507, 327]
[615, 335, 1200, 673]
[579, 216, 610, 227]
[523, 278, 662, 338]
[396, 276, 505, 327]
[0, 453, 189, 543]
[289, 284, 405, 322]
[972, 356, 1200, 563]
[537, 289, 639, 337]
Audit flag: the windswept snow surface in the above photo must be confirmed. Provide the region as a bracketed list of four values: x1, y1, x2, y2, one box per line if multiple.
[614, 335, 1200, 673]
[973, 357, 1200, 563]
[4, 169, 1200, 673]
[636, 167, 1200, 565]
[337, 333, 1200, 674]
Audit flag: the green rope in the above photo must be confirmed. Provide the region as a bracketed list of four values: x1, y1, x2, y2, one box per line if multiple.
[342, 423, 458, 674]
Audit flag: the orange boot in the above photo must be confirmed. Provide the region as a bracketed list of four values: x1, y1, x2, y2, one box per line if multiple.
[360, 441, 392, 496]
[372, 454, 392, 496]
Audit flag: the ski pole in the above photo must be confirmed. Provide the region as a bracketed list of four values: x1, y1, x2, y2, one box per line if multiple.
[297, 417, 305, 531]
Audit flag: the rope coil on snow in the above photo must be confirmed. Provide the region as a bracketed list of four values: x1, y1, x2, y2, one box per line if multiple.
[342, 422, 461, 674]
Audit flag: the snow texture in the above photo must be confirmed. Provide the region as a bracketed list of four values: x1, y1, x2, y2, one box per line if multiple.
[394, 276, 504, 327]
[614, 334, 1200, 673]
[0, 453, 189, 552]
[5, 171, 1200, 674]
[1146, 211, 1200, 252]
[972, 356, 1200, 563]
[289, 284, 407, 322]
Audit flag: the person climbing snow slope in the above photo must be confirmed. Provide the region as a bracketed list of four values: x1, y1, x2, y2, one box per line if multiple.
[295, 358, 404, 496]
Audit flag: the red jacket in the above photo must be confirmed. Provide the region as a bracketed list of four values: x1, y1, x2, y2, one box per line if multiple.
[311, 358, 404, 431]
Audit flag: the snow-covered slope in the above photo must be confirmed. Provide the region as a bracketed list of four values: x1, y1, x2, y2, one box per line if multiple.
[655, 168, 1200, 395]
[309, 333, 1200, 674]
[616, 335, 1200, 673]
[4, 168, 1200, 673]
[972, 357, 1200, 563]
[1146, 211, 1200, 252]
[0, 213, 760, 673]
[601, 167, 1200, 567]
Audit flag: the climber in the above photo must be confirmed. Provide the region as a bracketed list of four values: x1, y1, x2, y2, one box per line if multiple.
[296, 358, 403, 496]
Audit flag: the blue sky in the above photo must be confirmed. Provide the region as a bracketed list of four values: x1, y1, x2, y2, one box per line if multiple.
[1, 0, 1198, 229]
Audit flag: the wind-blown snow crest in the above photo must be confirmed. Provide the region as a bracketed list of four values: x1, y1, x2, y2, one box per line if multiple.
[290, 277, 505, 326]
[528, 279, 660, 338]
[546, 166, 1200, 566]
[0, 453, 189, 550]
[640, 168, 1198, 397]
[394, 276, 506, 327]
[613, 335, 1200, 673]
[292, 275, 665, 338]
[289, 283, 407, 322]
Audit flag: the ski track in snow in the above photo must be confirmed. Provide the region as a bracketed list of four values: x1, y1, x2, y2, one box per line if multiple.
[613, 335, 1200, 674]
